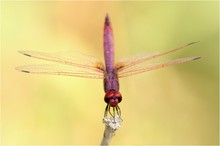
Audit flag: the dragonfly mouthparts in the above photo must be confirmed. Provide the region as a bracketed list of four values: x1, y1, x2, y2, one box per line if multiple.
[105, 14, 110, 26]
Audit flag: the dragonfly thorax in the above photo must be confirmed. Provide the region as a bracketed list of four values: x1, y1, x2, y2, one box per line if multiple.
[104, 71, 119, 92]
[104, 90, 122, 107]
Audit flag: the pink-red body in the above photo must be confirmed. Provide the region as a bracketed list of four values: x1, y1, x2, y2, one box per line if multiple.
[103, 15, 122, 107]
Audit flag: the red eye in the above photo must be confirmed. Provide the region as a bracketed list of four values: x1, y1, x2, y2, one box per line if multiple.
[104, 91, 122, 107]
[114, 92, 122, 103]
[104, 91, 114, 103]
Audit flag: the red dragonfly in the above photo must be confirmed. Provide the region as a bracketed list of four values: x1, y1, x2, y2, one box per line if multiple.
[16, 14, 201, 117]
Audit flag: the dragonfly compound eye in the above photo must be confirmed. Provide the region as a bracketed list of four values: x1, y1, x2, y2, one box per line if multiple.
[114, 91, 122, 103]
[104, 91, 122, 107]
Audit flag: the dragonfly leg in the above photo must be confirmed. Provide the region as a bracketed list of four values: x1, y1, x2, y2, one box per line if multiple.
[115, 106, 121, 117]
[104, 104, 112, 117]
[113, 106, 115, 117]
[108, 106, 114, 117]
[104, 104, 122, 119]
[104, 104, 109, 117]
[104, 104, 114, 117]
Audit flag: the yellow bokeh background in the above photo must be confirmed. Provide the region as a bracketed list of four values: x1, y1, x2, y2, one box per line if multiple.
[1, 1, 218, 145]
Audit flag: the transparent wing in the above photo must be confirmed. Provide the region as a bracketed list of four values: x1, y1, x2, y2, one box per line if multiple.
[115, 42, 199, 72]
[115, 52, 159, 69]
[117, 56, 201, 78]
[17, 50, 105, 79]
[16, 64, 104, 79]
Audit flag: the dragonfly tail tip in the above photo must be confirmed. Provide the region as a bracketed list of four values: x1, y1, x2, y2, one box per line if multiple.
[105, 13, 110, 26]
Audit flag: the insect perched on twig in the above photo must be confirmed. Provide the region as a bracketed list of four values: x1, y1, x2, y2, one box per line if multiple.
[16, 14, 201, 118]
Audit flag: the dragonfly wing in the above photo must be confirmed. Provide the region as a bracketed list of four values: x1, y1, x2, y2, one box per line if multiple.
[17, 50, 105, 79]
[115, 42, 199, 72]
[115, 52, 159, 69]
[16, 64, 104, 79]
[117, 56, 201, 78]
[19, 50, 104, 73]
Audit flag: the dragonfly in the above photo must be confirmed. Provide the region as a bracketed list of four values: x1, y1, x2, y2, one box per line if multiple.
[16, 14, 201, 118]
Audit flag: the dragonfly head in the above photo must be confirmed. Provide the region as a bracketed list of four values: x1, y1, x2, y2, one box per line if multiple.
[104, 91, 122, 107]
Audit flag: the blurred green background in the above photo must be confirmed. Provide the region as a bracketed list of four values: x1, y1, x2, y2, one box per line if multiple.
[1, 1, 218, 145]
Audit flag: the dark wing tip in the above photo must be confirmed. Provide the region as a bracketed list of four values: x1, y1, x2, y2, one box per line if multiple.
[15, 67, 30, 73]
[18, 51, 32, 57]
[105, 13, 110, 26]
[193, 56, 202, 60]
[187, 41, 200, 46]
[21, 70, 30, 73]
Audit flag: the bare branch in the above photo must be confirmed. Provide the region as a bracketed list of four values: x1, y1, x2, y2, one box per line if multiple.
[100, 115, 122, 146]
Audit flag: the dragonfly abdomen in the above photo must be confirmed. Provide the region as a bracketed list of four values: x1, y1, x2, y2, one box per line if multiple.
[104, 14, 114, 72]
